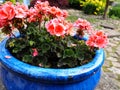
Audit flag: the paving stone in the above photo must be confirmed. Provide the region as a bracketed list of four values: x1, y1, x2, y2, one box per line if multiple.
[115, 48, 120, 56]
[113, 37, 120, 41]
[107, 30, 120, 37]
[96, 71, 120, 90]
[112, 62, 120, 68]
[103, 60, 112, 67]
[110, 53, 119, 58]
[112, 41, 120, 45]
[106, 57, 118, 62]
[0, 81, 5, 90]
[105, 47, 113, 53]
[108, 67, 120, 74]
[107, 42, 117, 47]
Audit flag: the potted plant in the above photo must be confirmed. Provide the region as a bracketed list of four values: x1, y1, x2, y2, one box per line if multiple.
[0, 1, 108, 90]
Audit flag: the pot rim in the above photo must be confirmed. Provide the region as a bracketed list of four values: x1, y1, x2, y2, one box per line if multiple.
[0, 37, 105, 83]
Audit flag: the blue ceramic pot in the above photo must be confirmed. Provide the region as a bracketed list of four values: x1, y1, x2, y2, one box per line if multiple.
[0, 37, 105, 90]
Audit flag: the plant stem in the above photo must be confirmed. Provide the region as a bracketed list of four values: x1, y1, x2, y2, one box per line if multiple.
[11, 32, 16, 38]
[38, 17, 42, 30]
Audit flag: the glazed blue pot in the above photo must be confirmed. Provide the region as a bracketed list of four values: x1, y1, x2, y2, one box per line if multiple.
[0, 37, 105, 90]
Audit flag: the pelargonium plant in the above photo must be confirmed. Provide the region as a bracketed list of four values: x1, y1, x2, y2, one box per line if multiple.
[0, 1, 108, 68]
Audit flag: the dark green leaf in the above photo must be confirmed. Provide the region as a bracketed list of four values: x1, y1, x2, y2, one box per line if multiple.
[22, 55, 32, 63]
[41, 43, 50, 53]
[63, 49, 74, 58]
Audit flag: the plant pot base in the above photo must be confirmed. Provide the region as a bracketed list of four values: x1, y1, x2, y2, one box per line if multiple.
[0, 64, 101, 90]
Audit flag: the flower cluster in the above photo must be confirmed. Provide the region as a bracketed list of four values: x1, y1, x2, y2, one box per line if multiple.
[0, 2, 28, 28]
[81, 0, 105, 15]
[46, 18, 73, 36]
[0, 1, 108, 68]
[86, 31, 108, 48]
[0, 1, 68, 31]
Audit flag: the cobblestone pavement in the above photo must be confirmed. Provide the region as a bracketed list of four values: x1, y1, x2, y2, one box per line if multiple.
[0, 9, 120, 90]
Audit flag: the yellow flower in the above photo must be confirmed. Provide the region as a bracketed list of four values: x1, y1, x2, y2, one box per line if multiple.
[96, 8, 100, 11]
[99, 1, 103, 6]
[94, 12, 97, 15]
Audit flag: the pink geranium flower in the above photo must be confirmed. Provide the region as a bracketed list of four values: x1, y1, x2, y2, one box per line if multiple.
[74, 18, 92, 31]
[86, 31, 108, 48]
[34, 1, 49, 14]
[27, 7, 38, 22]
[55, 8, 63, 17]
[49, 7, 58, 15]
[0, 2, 15, 20]
[32, 48, 38, 57]
[62, 10, 68, 18]
[46, 18, 67, 36]
[54, 23, 66, 36]
[15, 3, 28, 18]
[48, 6, 68, 18]
[0, 19, 7, 28]
[46, 21, 55, 35]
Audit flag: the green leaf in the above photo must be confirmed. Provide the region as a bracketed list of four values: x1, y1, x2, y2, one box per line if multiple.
[63, 49, 74, 58]
[57, 58, 77, 68]
[41, 43, 50, 53]
[8, 41, 15, 47]
[12, 48, 20, 53]
[22, 55, 32, 63]
[29, 41, 35, 46]
[78, 54, 84, 61]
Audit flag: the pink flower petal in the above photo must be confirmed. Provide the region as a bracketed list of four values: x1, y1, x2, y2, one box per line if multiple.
[32, 48, 38, 57]
[5, 55, 11, 59]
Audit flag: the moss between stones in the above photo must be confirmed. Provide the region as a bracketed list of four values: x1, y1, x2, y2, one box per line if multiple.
[117, 74, 120, 81]
[102, 66, 111, 72]
[102, 60, 113, 72]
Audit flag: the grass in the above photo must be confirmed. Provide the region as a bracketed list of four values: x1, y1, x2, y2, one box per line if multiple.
[116, 0, 120, 2]
[19, 0, 23, 3]
[66, 15, 79, 22]
[102, 60, 113, 72]
[86, 18, 98, 23]
[66, 14, 99, 23]
[110, 15, 120, 20]
[116, 74, 120, 82]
